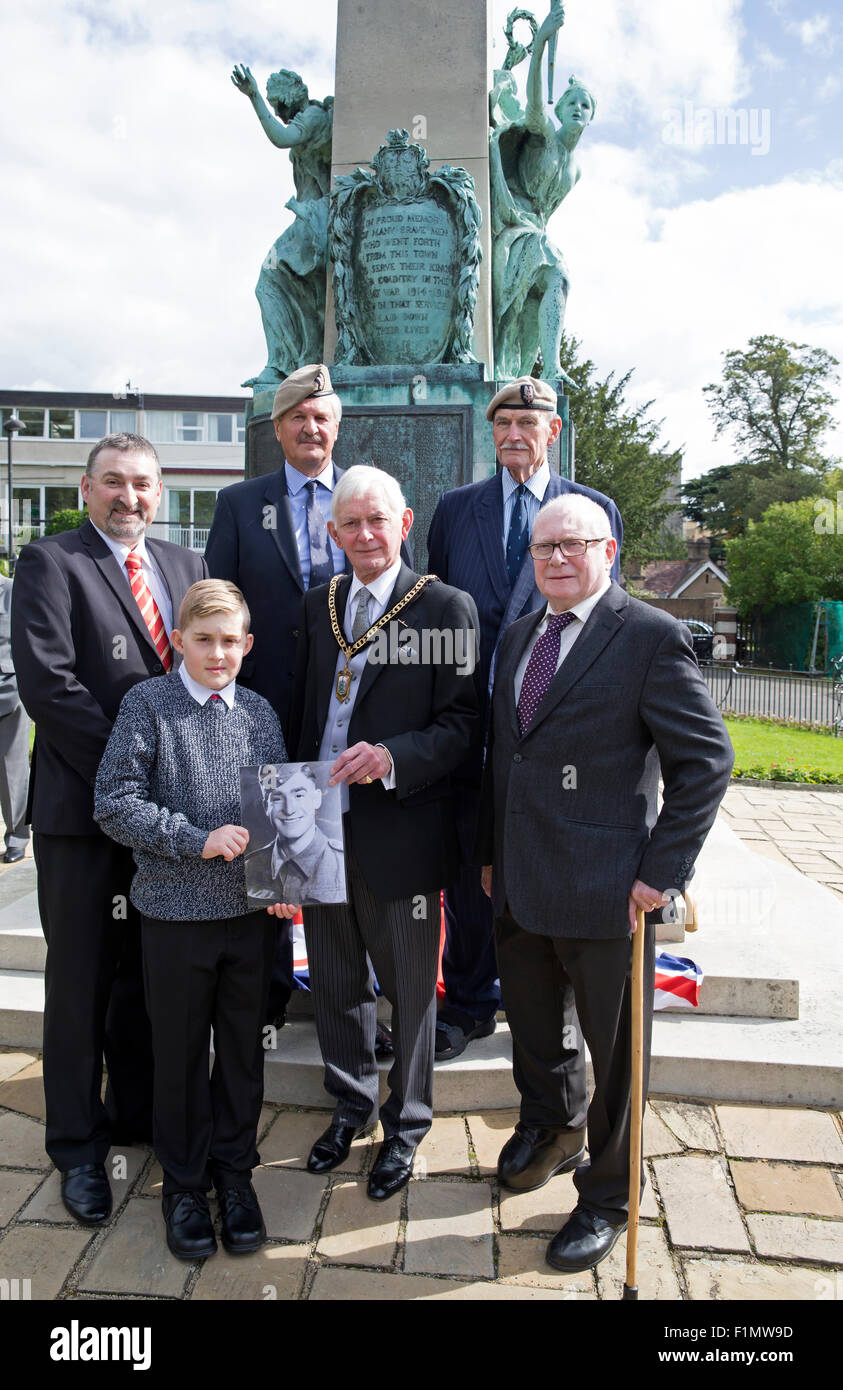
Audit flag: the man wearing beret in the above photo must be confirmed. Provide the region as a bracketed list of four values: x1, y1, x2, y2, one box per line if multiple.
[206, 363, 349, 1026]
[426, 377, 624, 1060]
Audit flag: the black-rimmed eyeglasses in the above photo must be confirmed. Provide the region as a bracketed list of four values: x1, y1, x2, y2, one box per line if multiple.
[528, 538, 608, 560]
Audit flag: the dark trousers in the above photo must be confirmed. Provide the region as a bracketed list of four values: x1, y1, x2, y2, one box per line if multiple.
[441, 784, 500, 1021]
[267, 918, 295, 1017]
[34, 833, 153, 1170]
[141, 910, 276, 1196]
[495, 908, 655, 1220]
[304, 845, 441, 1146]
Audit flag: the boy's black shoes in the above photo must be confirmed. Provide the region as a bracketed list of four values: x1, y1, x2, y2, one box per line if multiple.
[218, 1183, 266, 1254]
[163, 1191, 218, 1261]
[61, 1164, 112, 1226]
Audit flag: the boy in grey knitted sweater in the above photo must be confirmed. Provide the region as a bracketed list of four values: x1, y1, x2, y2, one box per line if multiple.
[95, 580, 298, 1262]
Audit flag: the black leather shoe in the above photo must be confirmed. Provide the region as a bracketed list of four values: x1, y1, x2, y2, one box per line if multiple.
[3, 847, 25, 864]
[434, 1008, 496, 1061]
[307, 1121, 371, 1174]
[546, 1206, 628, 1273]
[367, 1136, 417, 1201]
[163, 1191, 217, 1261]
[60, 1164, 112, 1226]
[217, 1183, 266, 1254]
[497, 1124, 586, 1193]
[374, 1022, 394, 1058]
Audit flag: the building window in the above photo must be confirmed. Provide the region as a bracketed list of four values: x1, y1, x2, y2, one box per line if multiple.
[176, 412, 204, 443]
[45, 486, 81, 519]
[79, 410, 108, 439]
[208, 413, 232, 443]
[1, 407, 46, 437]
[145, 412, 174, 443]
[110, 410, 137, 433]
[49, 409, 75, 439]
[236, 413, 246, 443]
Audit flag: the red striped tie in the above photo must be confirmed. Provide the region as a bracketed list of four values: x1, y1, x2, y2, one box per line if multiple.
[125, 550, 172, 672]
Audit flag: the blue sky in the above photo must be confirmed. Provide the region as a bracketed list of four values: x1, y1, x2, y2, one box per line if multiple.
[0, 0, 840, 480]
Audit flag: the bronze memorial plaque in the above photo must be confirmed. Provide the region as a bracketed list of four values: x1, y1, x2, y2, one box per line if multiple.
[330, 129, 482, 368]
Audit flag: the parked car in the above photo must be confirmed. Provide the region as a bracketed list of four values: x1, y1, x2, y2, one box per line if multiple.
[684, 619, 715, 663]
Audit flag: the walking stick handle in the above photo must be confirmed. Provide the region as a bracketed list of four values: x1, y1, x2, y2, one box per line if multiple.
[623, 905, 646, 1300]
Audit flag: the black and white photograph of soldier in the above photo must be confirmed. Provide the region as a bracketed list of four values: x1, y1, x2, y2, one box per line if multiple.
[241, 761, 347, 907]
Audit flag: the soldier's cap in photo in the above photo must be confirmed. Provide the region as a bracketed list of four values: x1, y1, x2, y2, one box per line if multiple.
[486, 376, 558, 420]
[271, 363, 336, 421]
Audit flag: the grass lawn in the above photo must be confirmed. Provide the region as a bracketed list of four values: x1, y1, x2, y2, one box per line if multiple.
[724, 717, 843, 780]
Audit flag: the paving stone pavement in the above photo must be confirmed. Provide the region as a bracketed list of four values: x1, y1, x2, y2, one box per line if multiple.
[720, 784, 843, 902]
[1, 1052, 841, 1301]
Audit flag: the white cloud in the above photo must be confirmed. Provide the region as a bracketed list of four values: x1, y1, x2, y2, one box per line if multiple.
[556, 151, 843, 477]
[491, 0, 749, 126]
[795, 14, 833, 49]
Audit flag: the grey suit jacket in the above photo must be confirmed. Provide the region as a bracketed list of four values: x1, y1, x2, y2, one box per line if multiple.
[477, 582, 734, 938]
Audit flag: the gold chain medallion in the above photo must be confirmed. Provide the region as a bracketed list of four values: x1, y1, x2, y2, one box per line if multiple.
[328, 574, 437, 703]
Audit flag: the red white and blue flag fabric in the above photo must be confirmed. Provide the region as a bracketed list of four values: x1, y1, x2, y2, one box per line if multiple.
[654, 953, 703, 1010]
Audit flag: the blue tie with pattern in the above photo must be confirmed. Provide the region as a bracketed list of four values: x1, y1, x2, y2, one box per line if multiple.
[305, 481, 333, 588]
[505, 483, 529, 589]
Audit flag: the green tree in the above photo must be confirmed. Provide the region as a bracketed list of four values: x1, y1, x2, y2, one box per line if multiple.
[45, 508, 86, 536]
[703, 334, 839, 474]
[558, 335, 684, 566]
[682, 335, 839, 549]
[681, 461, 822, 556]
[725, 494, 843, 616]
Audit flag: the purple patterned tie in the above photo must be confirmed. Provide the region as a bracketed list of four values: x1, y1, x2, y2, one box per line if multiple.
[517, 612, 577, 735]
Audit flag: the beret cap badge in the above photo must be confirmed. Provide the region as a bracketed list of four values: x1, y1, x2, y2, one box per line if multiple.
[521, 382, 535, 406]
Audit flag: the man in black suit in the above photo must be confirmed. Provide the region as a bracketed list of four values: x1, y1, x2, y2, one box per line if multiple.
[426, 377, 623, 1060]
[11, 433, 206, 1226]
[478, 493, 733, 1273]
[286, 464, 479, 1201]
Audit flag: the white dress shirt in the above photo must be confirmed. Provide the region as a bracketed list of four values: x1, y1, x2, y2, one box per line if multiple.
[318, 559, 401, 810]
[514, 577, 612, 703]
[91, 523, 174, 637]
[178, 662, 236, 709]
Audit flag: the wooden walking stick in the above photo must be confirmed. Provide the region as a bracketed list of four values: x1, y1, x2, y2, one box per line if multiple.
[622, 904, 646, 1300]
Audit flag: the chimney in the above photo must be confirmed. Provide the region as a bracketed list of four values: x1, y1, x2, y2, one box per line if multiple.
[687, 536, 710, 562]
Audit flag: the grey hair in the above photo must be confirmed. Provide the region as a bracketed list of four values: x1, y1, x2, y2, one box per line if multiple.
[331, 464, 407, 522]
[86, 433, 161, 480]
[533, 493, 610, 538]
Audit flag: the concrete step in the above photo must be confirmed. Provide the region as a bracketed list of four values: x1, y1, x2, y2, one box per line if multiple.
[1, 822, 838, 1106]
[0, 892, 799, 1020]
[261, 1012, 842, 1109]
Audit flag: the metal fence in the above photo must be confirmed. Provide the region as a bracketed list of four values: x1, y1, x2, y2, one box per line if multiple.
[703, 662, 843, 731]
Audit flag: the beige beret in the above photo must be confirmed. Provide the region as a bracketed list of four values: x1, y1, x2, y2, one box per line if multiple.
[271, 363, 336, 421]
[486, 377, 558, 421]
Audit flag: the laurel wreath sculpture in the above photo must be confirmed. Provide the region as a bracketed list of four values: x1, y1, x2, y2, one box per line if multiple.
[329, 131, 482, 366]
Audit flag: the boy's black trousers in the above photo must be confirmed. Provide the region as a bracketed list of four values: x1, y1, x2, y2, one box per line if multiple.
[141, 910, 276, 1196]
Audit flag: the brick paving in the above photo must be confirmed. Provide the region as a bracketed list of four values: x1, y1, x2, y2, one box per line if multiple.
[0, 1052, 841, 1302]
[720, 784, 843, 902]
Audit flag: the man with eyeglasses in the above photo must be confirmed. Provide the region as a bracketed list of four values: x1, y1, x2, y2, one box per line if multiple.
[426, 377, 623, 1061]
[477, 493, 733, 1274]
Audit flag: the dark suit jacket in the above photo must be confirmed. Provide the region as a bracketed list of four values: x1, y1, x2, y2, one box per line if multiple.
[477, 582, 734, 939]
[11, 521, 207, 836]
[205, 464, 412, 735]
[427, 469, 624, 771]
[288, 562, 480, 901]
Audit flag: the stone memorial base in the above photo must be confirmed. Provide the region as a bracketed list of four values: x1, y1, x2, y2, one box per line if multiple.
[246, 367, 573, 571]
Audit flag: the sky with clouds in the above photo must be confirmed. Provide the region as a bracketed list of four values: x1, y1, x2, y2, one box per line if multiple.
[1, 0, 841, 480]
